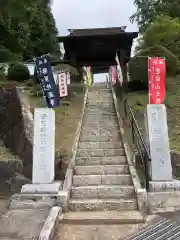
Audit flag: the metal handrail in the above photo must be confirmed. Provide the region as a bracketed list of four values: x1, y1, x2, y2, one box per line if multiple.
[124, 99, 151, 191]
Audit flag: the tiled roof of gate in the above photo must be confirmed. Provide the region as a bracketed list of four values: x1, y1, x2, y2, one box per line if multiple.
[67, 26, 127, 36]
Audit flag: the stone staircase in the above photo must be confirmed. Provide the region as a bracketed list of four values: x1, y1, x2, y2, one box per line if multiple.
[63, 84, 144, 224]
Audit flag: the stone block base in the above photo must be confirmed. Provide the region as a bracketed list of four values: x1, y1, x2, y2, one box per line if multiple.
[21, 181, 63, 194]
[10, 192, 63, 209]
[148, 180, 180, 213]
[149, 180, 180, 192]
[148, 191, 180, 214]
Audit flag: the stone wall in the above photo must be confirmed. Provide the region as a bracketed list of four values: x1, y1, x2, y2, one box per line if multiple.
[0, 85, 33, 185]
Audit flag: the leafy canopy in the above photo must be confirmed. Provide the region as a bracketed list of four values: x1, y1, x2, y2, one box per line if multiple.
[0, 0, 59, 62]
[131, 0, 180, 32]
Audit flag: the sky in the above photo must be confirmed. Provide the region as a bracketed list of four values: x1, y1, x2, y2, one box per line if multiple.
[51, 0, 138, 82]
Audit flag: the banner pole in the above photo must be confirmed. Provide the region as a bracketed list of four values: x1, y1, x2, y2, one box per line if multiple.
[148, 56, 150, 104]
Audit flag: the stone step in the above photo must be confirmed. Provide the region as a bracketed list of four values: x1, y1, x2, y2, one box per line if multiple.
[86, 104, 115, 109]
[87, 95, 112, 98]
[81, 125, 120, 131]
[85, 106, 115, 111]
[82, 122, 119, 128]
[75, 156, 126, 166]
[87, 95, 112, 99]
[88, 96, 112, 98]
[85, 111, 116, 115]
[84, 114, 117, 119]
[76, 149, 125, 157]
[83, 118, 118, 124]
[88, 91, 111, 94]
[84, 117, 118, 123]
[80, 135, 121, 142]
[71, 185, 135, 199]
[80, 129, 120, 135]
[80, 128, 120, 133]
[83, 119, 118, 124]
[73, 174, 132, 186]
[62, 211, 144, 224]
[83, 117, 117, 122]
[86, 103, 114, 108]
[87, 101, 114, 105]
[78, 142, 122, 149]
[74, 165, 129, 175]
[68, 198, 137, 211]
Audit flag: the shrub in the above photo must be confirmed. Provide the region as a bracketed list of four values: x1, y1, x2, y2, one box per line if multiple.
[0, 49, 12, 62]
[0, 64, 6, 81]
[129, 45, 180, 91]
[30, 83, 43, 97]
[7, 62, 30, 82]
[0, 48, 22, 63]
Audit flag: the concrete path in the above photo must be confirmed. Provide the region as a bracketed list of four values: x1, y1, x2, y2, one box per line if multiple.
[55, 223, 144, 240]
[55, 214, 159, 240]
[0, 207, 50, 239]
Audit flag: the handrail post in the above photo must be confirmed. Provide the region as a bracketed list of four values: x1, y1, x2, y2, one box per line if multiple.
[124, 100, 127, 116]
[132, 117, 134, 143]
[144, 155, 150, 191]
[124, 100, 151, 192]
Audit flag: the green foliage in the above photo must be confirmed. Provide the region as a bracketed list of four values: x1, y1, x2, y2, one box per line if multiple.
[129, 45, 180, 89]
[30, 83, 43, 97]
[130, 0, 157, 32]
[129, 57, 148, 83]
[138, 16, 180, 57]
[130, 14, 180, 87]
[131, 0, 180, 32]
[24, 3, 59, 59]
[0, 64, 6, 81]
[0, 1, 59, 62]
[7, 62, 30, 82]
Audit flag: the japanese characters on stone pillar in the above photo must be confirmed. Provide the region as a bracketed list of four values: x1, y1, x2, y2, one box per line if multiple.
[147, 104, 172, 181]
[32, 108, 55, 184]
[21, 107, 62, 193]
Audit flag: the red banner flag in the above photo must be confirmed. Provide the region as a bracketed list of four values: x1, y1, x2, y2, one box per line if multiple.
[149, 57, 166, 104]
[111, 66, 117, 84]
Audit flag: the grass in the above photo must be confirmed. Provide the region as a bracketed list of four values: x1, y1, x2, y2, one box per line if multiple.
[28, 92, 84, 153]
[126, 76, 180, 152]
[0, 145, 19, 161]
[119, 76, 180, 185]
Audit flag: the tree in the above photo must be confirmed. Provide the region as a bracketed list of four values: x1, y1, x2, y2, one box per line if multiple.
[0, 0, 59, 62]
[136, 16, 180, 58]
[23, 3, 59, 59]
[131, 0, 180, 32]
[129, 16, 180, 86]
[130, 0, 158, 32]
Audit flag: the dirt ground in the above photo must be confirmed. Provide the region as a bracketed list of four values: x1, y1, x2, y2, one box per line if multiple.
[29, 92, 84, 151]
[29, 91, 85, 180]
